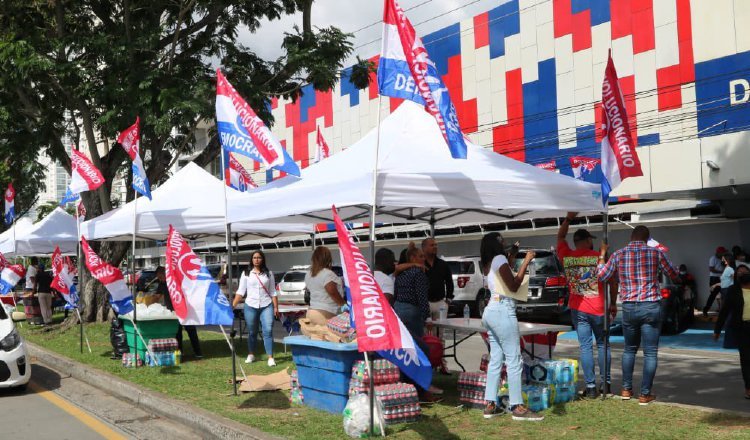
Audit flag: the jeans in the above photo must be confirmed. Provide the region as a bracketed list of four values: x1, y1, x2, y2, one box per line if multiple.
[482, 298, 523, 406]
[621, 301, 662, 396]
[393, 302, 429, 356]
[244, 304, 275, 356]
[739, 323, 750, 390]
[571, 309, 611, 388]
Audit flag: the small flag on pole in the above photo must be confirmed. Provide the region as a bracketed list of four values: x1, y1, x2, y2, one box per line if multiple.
[66, 149, 105, 198]
[535, 160, 557, 171]
[570, 156, 601, 180]
[0, 264, 25, 294]
[51, 246, 78, 308]
[117, 117, 152, 200]
[223, 151, 257, 192]
[81, 236, 133, 315]
[314, 126, 331, 163]
[4, 183, 15, 225]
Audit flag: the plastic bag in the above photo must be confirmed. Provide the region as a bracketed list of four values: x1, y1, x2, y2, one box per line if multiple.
[343, 394, 384, 438]
[110, 317, 130, 359]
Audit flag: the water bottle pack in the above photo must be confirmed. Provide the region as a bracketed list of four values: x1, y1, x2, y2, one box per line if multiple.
[457, 371, 488, 392]
[479, 353, 489, 373]
[145, 350, 179, 367]
[351, 382, 421, 425]
[147, 338, 178, 352]
[521, 384, 551, 412]
[122, 353, 143, 368]
[350, 359, 400, 386]
[382, 403, 421, 425]
[550, 383, 577, 404]
[527, 358, 578, 385]
[459, 389, 487, 409]
[289, 369, 304, 405]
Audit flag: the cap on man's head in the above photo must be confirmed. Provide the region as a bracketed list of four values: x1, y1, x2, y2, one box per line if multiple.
[573, 229, 595, 242]
[716, 246, 727, 254]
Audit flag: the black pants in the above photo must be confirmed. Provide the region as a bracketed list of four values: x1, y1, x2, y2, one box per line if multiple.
[704, 277, 721, 311]
[739, 322, 750, 390]
[177, 325, 202, 357]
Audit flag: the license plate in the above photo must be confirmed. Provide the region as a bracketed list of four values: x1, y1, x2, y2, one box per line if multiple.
[530, 288, 540, 298]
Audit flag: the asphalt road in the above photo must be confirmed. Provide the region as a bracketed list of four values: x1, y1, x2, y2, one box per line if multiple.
[0, 362, 199, 440]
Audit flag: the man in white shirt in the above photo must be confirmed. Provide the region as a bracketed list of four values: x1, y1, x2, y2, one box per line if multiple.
[704, 246, 728, 316]
[25, 257, 38, 295]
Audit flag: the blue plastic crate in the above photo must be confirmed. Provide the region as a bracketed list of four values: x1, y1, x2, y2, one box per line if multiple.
[296, 365, 351, 395]
[285, 336, 362, 372]
[300, 386, 350, 414]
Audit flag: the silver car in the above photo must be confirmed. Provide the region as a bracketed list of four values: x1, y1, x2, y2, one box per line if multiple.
[278, 266, 309, 304]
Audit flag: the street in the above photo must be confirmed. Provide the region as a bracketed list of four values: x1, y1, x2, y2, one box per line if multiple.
[0, 363, 199, 440]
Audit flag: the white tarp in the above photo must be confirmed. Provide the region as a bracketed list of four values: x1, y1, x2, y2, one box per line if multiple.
[226, 101, 604, 226]
[0, 217, 34, 255]
[80, 162, 312, 242]
[11, 208, 78, 256]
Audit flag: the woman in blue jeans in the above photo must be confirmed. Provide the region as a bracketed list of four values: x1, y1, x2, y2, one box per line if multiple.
[479, 232, 543, 421]
[232, 251, 279, 367]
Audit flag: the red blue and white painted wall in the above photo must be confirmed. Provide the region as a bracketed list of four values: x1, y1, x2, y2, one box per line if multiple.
[261, 0, 750, 197]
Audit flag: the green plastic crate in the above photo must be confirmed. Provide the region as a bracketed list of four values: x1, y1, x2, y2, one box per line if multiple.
[120, 318, 179, 360]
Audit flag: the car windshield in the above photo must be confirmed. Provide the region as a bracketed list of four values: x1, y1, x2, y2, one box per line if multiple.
[447, 261, 475, 275]
[512, 251, 560, 276]
[283, 271, 306, 283]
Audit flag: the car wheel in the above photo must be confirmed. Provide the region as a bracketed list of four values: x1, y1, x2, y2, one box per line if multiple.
[475, 289, 490, 318]
[14, 383, 27, 393]
[666, 305, 681, 334]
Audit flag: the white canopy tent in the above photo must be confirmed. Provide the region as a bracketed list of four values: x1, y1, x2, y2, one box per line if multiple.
[9, 208, 78, 256]
[80, 162, 312, 242]
[226, 101, 604, 227]
[0, 217, 34, 255]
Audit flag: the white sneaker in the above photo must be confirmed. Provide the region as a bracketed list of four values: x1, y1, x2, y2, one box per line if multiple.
[245, 354, 255, 364]
[267, 357, 276, 367]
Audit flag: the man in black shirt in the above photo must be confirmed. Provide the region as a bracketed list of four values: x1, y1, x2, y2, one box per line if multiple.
[155, 266, 203, 359]
[36, 265, 54, 325]
[422, 237, 454, 320]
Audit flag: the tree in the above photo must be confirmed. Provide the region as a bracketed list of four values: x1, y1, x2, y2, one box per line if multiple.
[36, 200, 75, 222]
[0, 0, 371, 322]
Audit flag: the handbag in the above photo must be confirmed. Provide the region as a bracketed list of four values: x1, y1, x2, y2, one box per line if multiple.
[491, 269, 529, 302]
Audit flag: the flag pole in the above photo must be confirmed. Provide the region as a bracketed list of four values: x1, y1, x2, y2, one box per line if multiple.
[131, 191, 139, 367]
[220, 325, 248, 383]
[75, 308, 92, 353]
[220, 148, 239, 395]
[601, 205, 609, 400]
[76, 205, 84, 353]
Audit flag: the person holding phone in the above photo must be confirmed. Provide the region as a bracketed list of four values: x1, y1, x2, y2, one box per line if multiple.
[480, 232, 543, 421]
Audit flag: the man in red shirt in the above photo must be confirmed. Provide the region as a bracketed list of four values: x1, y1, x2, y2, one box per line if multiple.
[557, 212, 617, 398]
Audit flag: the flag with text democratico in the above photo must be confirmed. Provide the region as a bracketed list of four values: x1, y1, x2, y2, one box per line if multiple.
[215, 69, 300, 176]
[332, 205, 432, 390]
[165, 225, 233, 326]
[0, 264, 25, 295]
[314, 126, 331, 163]
[600, 52, 643, 204]
[81, 236, 133, 315]
[67, 149, 105, 198]
[223, 150, 257, 192]
[378, 0, 467, 159]
[570, 156, 601, 180]
[4, 183, 14, 225]
[51, 246, 78, 308]
[117, 117, 152, 200]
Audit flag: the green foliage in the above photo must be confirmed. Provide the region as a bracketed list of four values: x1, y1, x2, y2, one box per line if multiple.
[36, 200, 75, 222]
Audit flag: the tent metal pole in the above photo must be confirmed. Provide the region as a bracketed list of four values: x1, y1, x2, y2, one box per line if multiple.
[131, 192, 139, 368]
[219, 147, 238, 396]
[602, 208, 609, 400]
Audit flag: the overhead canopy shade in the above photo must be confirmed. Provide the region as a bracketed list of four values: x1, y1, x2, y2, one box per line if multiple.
[0, 217, 35, 255]
[226, 101, 604, 226]
[80, 162, 312, 242]
[10, 208, 78, 256]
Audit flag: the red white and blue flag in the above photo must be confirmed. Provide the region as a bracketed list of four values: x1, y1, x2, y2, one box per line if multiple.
[224, 151, 257, 192]
[600, 52, 643, 204]
[535, 160, 557, 172]
[215, 69, 300, 176]
[165, 225, 233, 326]
[0, 264, 25, 295]
[333, 205, 432, 389]
[647, 238, 669, 253]
[378, 0, 467, 160]
[4, 183, 14, 226]
[570, 156, 601, 180]
[51, 246, 78, 308]
[81, 236, 133, 315]
[67, 149, 105, 197]
[117, 117, 152, 200]
[314, 126, 331, 163]
[0, 253, 8, 272]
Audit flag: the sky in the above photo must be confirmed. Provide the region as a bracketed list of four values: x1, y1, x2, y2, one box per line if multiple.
[240, 0, 507, 65]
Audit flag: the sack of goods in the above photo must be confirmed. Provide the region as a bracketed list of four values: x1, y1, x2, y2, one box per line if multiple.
[327, 312, 356, 343]
[458, 371, 489, 409]
[122, 353, 143, 368]
[373, 383, 421, 425]
[289, 369, 304, 405]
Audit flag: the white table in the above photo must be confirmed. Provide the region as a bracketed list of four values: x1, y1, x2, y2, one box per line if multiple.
[432, 318, 572, 371]
[233, 303, 309, 351]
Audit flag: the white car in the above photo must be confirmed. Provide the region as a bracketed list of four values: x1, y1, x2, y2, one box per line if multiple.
[278, 266, 309, 305]
[445, 256, 489, 317]
[0, 305, 31, 390]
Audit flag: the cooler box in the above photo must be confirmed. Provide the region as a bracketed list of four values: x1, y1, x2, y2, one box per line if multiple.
[284, 335, 363, 414]
[120, 318, 179, 360]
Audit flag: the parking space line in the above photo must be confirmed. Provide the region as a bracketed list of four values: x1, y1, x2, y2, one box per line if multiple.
[28, 381, 127, 440]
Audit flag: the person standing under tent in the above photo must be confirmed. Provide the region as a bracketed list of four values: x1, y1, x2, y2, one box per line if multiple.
[422, 238, 454, 321]
[24, 257, 38, 298]
[556, 212, 618, 398]
[374, 248, 397, 305]
[597, 226, 680, 405]
[479, 232, 543, 421]
[713, 263, 750, 399]
[304, 246, 346, 326]
[155, 266, 203, 359]
[232, 251, 279, 366]
[705, 246, 728, 316]
[35, 264, 54, 326]
[23, 257, 42, 325]
[712, 253, 738, 349]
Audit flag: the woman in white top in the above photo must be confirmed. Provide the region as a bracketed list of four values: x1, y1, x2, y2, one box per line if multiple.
[232, 251, 279, 366]
[305, 246, 346, 326]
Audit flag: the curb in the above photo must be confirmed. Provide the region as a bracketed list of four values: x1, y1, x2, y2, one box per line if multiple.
[27, 342, 283, 440]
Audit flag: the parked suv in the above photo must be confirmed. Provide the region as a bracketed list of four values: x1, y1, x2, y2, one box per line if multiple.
[511, 249, 570, 324]
[278, 265, 343, 304]
[444, 256, 489, 317]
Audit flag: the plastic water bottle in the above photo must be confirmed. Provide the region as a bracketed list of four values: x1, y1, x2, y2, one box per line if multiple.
[463, 304, 471, 325]
[439, 303, 447, 321]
